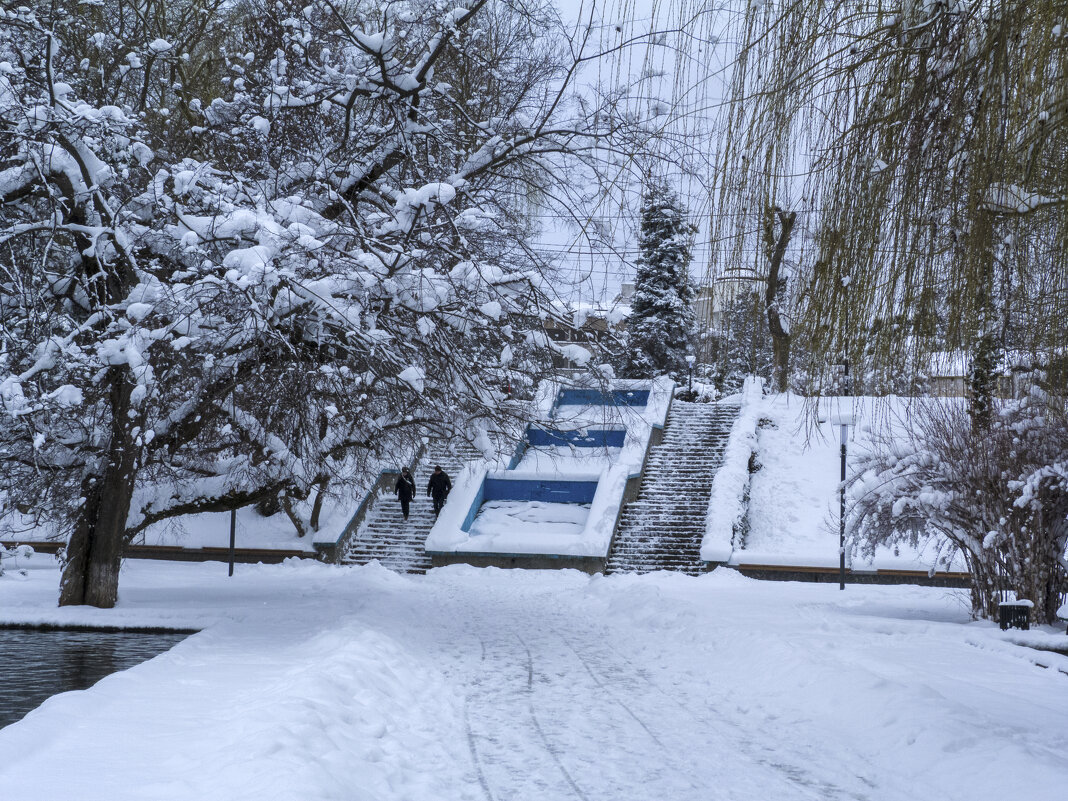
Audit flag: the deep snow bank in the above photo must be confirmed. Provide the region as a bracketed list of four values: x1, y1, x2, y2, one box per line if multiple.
[0, 561, 479, 801]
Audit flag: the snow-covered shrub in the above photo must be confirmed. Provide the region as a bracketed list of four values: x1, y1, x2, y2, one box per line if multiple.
[0, 543, 33, 577]
[848, 394, 1068, 623]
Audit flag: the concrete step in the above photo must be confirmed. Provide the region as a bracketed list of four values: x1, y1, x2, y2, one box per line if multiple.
[620, 505, 709, 514]
[342, 437, 491, 575]
[607, 557, 705, 567]
[612, 531, 705, 541]
[633, 489, 716, 495]
[610, 542, 704, 552]
[609, 559, 703, 567]
[615, 526, 705, 534]
[610, 550, 704, 559]
[643, 469, 724, 476]
[620, 508, 708, 515]
[606, 400, 737, 576]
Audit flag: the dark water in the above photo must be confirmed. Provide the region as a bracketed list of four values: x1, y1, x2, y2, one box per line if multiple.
[0, 629, 189, 730]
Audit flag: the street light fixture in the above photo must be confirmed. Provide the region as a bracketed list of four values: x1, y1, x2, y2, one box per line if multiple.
[685, 353, 696, 395]
[834, 272, 853, 590]
[838, 420, 848, 590]
[827, 410, 853, 590]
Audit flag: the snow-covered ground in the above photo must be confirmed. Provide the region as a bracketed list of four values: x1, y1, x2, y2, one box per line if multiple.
[137, 506, 318, 551]
[2, 559, 1066, 800]
[468, 500, 591, 541]
[4, 497, 357, 553]
[742, 394, 968, 571]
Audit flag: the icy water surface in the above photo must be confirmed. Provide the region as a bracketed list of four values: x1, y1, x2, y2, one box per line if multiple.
[0, 629, 188, 729]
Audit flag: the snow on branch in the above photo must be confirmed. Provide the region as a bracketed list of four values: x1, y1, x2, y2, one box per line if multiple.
[984, 183, 1068, 215]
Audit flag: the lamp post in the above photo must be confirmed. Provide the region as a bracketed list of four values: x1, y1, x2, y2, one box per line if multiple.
[685, 353, 695, 395]
[228, 508, 236, 577]
[837, 273, 852, 590]
[825, 406, 853, 590]
[839, 420, 847, 590]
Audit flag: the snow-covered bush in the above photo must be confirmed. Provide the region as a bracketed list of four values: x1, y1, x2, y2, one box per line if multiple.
[848, 394, 1068, 624]
[674, 380, 718, 404]
[0, 543, 34, 577]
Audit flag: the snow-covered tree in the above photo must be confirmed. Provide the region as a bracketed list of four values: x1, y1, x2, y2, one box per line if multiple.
[621, 178, 697, 378]
[0, 0, 651, 607]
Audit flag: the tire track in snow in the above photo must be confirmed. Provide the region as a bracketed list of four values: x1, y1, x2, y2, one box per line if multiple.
[553, 628, 719, 797]
[517, 634, 591, 801]
[553, 628, 667, 749]
[461, 632, 496, 801]
[427, 579, 866, 800]
[450, 598, 591, 801]
[590, 637, 873, 801]
[463, 699, 496, 801]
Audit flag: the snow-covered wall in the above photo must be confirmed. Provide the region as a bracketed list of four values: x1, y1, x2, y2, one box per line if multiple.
[701, 377, 762, 563]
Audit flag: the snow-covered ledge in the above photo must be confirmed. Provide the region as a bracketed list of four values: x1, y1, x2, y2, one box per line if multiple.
[701, 377, 762, 563]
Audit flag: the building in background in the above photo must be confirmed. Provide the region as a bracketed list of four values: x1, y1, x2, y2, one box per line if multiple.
[543, 302, 628, 371]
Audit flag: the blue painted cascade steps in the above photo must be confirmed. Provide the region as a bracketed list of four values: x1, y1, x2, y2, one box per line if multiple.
[341, 440, 484, 574]
[605, 400, 739, 576]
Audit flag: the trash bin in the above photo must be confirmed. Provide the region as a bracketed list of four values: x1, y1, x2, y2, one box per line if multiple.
[998, 600, 1032, 631]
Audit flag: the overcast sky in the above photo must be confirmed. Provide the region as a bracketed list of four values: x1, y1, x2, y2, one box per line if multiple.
[536, 0, 737, 308]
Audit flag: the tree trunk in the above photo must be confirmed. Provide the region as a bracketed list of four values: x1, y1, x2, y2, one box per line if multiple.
[282, 494, 309, 538]
[763, 208, 796, 394]
[769, 327, 791, 394]
[1029, 502, 1067, 625]
[309, 477, 329, 531]
[59, 374, 138, 608]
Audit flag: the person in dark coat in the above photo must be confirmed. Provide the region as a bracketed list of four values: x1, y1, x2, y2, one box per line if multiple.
[395, 467, 416, 520]
[426, 465, 452, 517]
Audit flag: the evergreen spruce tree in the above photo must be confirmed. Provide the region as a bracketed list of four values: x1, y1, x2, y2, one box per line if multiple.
[623, 179, 698, 378]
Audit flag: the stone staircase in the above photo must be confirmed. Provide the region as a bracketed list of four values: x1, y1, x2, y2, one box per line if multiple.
[341, 440, 484, 574]
[605, 400, 739, 575]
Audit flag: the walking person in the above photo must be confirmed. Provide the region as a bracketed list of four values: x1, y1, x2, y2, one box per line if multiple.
[427, 465, 452, 518]
[395, 467, 416, 521]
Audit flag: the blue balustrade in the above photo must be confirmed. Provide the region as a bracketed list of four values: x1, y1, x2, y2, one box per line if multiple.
[554, 388, 650, 408]
[526, 427, 626, 448]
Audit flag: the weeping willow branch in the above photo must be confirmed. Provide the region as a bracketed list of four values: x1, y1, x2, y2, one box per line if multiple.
[714, 0, 1068, 393]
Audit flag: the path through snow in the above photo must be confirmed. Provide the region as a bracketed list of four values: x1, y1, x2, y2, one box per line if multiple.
[390, 573, 871, 801]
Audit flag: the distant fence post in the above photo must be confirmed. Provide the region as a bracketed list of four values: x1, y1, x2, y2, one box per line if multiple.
[228, 509, 236, 577]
